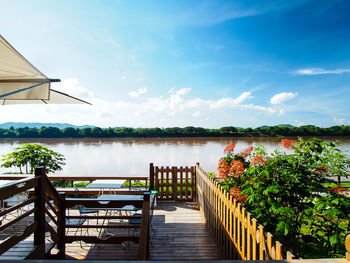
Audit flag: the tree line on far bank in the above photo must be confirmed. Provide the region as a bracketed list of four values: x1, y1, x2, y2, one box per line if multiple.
[0, 125, 350, 138]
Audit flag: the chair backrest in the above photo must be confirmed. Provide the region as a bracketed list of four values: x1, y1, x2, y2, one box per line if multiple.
[74, 188, 79, 198]
[74, 188, 84, 214]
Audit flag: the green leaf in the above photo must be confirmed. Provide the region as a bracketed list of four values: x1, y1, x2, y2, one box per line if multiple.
[331, 199, 339, 205]
[315, 201, 325, 210]
[277, 221, 290, 236]
[284, 207, 294, 216]
[329, 235, 338, 246]
[324, 208, 341, 217]
[276, 207, 285, 214]
[304, 208, 313, 216]
[264, 185, 279, 194]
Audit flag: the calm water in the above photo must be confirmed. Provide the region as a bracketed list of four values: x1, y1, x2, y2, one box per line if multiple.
[0, 137, 349, 176]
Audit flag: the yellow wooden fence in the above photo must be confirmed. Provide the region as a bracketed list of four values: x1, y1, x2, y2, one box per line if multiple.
[195, 163, 295, 260]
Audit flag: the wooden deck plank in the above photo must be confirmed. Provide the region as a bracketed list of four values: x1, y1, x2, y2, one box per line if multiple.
[62, 201, 222, 260]
[0, 202, 221, 260]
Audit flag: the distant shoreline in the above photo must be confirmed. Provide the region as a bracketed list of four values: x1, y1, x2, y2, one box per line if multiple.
[0, 135, 349, 142]
[0, 125, 349, 139]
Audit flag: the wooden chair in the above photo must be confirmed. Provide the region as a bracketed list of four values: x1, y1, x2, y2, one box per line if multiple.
[66, 188, 98, 248]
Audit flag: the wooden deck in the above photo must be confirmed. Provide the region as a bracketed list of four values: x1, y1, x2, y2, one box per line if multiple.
[0, 202, 222, 260]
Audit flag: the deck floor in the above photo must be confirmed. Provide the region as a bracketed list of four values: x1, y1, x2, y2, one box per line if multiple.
[0, 202, 222, 260]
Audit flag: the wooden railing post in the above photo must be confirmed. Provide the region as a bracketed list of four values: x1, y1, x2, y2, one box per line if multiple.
[149, 163, 154, 190]
[172, 167, 177, 201]
[196, 163, 200, 203]
[57, 192, 66, 258]
[34, 167, 46, 258]
[138, 192, 150, 260]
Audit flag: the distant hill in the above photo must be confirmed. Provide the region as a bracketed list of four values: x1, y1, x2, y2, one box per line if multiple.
[0, 122, 95, 129]
[258, 124, 295, 129]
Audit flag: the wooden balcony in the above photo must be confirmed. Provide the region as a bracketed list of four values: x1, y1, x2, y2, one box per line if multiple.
[0, 164, 349, 261]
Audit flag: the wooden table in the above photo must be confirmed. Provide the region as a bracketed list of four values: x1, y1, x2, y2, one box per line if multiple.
[86, 180, 126, 195]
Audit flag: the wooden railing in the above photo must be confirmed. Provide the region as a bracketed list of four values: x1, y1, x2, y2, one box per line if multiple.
[0, 167, 63, 259]
[0, 168, 151, 260]
[150, 163, 196, 201]
[195, 163, 294, 260]
[0, 174, 149, 189]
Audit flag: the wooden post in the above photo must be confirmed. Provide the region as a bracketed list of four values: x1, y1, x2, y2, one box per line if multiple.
[34, 167, 46, 258]
[149, 163, 154, 191]
[276, 241, 282, 260]
[287, 251, 295, 260]
[252, 218, 257, 260]
[267, 232, 273, 260]
[346, 234, 350, 261]
[57, 192, 66, 258]
[259, 225, 264, 260]
[247, 212, 251, 260]
[138, 192, 150, 260]
[172, 167, 177, 201]
[195, 163, 200, 203]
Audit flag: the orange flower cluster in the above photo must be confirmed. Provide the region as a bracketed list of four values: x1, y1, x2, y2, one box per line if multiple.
[237, 146, 254, 158]
[250, 154, 266, 166]
[281, 139, 297, 149]
[229, 160, 245, 177]
[224, 143, 236, 154]
[230, 187, 248, 203]
[328, 185, 346, 194]
[218, 158, 230, 177]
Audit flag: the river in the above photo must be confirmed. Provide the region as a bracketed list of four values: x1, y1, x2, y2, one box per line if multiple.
[0, 137, 349, 176]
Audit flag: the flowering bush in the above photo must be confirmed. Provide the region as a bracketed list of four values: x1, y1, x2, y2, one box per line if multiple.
[212, 138, 350, 258]
[211, 143, 252, 194]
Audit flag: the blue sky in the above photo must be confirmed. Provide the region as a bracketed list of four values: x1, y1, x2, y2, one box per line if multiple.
[1, 0, 350, 128]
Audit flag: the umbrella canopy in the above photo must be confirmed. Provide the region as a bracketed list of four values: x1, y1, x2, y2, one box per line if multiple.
[0, 35, 90, 105]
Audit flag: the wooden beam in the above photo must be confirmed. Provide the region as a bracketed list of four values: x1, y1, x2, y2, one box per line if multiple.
[0, 174, 148, 181]
[0, 79, 60, 83]
[33, 168, 46, 259]
[138, 192, 150, 260]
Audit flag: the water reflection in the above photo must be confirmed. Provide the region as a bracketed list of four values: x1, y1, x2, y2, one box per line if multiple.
[0, 137, 349, 176]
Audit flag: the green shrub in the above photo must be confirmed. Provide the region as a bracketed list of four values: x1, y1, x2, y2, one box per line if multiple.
[213, 138, 350, 258]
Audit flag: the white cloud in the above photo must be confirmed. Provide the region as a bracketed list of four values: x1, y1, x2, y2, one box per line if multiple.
[129, 87, 148, 97]
[293, 68, 350, 75]
[52, 78, 94, 99]
[171, 88, 191, 96]
[241, 104, 277, 114]
[270, 92, 298, 104]
[333, 117, 346, 125]
[0, 80, 282, 128]
[121, 89, 275, 117]
[209, 91, 251, 109]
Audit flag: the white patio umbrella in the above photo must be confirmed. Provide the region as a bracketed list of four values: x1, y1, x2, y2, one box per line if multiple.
[0, 34, 90, 105]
